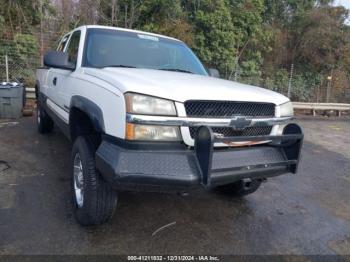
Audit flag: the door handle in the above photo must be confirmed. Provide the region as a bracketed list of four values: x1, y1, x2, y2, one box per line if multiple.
[53, 77, 57, 86]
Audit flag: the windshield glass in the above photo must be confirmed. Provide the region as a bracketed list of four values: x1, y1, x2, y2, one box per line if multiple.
[83, 28, 208, 75]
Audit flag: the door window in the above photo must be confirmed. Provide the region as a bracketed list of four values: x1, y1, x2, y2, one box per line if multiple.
[57, 34, 70, 52]
[66, 31, 81, 65]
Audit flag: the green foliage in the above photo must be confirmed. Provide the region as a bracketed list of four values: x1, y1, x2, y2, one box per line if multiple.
[188, 0, 236, 76]
[0, 15, 4, 35]
[263, 71, 319, 102]
[0, 0, 54, 31]
[1, 0, 350, 101]
[138, 0, 184, 23]
[230, 0, 265, 45]
[13, 34, 39, 61]
[290, 72, 322, 101]
[137, 0, 194, 44]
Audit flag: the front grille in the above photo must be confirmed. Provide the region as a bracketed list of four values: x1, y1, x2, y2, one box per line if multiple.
[189, 126, 273, 139]
[184, 101, 275, 118]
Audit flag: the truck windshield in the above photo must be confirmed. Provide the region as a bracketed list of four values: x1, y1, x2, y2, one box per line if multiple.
[82, 28, 208, 76]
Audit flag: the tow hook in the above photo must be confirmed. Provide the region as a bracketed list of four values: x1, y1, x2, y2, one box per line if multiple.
[178, 191, 189, 197]
[242, 178, 253, 190]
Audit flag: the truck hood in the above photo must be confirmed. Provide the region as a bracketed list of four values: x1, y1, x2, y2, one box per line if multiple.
[84, 68, 289, 105]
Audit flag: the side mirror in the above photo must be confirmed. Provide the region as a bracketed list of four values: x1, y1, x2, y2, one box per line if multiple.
[44, 51, 75, 71]
[208, 68, 220, 78]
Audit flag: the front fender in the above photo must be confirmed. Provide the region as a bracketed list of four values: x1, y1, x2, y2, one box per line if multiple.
[70, 95, 105, 133]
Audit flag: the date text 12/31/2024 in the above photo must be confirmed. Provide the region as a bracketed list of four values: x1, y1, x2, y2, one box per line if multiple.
[127, 256, 220, 261]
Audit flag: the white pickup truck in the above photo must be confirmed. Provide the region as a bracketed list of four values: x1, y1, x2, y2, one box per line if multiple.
[36, 25, 303, 226]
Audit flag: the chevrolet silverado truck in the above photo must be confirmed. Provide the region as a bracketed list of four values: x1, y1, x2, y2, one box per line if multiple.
[36, 25, 303, 226]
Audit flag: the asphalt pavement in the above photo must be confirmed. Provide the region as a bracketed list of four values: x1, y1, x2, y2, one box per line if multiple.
[0, 116, 350, 255]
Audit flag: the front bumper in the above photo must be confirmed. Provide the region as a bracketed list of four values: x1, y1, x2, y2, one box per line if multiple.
[96, 124, 303, 192]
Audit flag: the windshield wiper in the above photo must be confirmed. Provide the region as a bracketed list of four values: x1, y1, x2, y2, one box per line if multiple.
[158, 68, 194, 74]
[101, 65, 137, 69]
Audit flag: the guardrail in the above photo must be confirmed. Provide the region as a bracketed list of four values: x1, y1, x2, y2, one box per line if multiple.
[293, 102, 350, 117]
[25, 87, 36, 99]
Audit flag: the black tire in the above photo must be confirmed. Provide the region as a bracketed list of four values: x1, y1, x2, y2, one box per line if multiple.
[216, 179, 262, 197]
[37, 104, 54, 134]
[71, 135, 117, 226]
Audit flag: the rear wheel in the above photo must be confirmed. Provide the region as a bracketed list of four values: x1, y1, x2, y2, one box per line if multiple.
[37, 104, 53, 134]
[216, 178, 262, 197]
[71, 135, 117, 226]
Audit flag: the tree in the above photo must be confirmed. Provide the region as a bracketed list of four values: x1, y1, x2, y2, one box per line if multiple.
[186, 0, 236, 76]
[298, 6, 349, 71]
[136, 0, 193, 44]
[0, 0, 54, 35]
[228, 0, 271, 79]
[1, 0, 350, 102]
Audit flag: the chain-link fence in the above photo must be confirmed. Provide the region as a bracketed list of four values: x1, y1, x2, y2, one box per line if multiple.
[0, 54, 40, 86]
[231, 66, 350, 103]
[0, 28, 61, 88]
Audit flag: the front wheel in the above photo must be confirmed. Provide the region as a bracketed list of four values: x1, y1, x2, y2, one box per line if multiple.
[216, 179, 262, 197]
[71, 136, 118, 226]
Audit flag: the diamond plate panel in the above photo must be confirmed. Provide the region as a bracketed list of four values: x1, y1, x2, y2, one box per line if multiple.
[117, 152, 199, 177]
[212, 147, 285, 170]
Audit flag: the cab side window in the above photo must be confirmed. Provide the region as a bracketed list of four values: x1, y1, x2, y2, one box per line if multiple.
[66, 31, 81, 65]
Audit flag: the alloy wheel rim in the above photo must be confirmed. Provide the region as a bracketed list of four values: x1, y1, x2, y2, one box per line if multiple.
[73, 153, 84, 208]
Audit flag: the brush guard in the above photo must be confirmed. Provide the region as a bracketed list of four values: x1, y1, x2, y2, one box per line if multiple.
[195, 123, 304, 187]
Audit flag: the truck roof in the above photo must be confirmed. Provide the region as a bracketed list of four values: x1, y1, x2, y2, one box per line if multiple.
[78, 25, 182, 43]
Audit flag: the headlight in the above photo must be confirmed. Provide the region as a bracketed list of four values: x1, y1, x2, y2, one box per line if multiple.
[126, 123, 181, 141]
[279, 101, 293, 117]
[125, 93, 177, 116]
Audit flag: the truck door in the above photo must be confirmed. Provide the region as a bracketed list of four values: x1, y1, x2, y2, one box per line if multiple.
[46, 31, 81, 124]
[45, 34, 69, 101]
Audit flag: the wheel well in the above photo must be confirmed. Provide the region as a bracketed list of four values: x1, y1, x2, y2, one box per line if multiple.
[69, 107, 101, 143]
